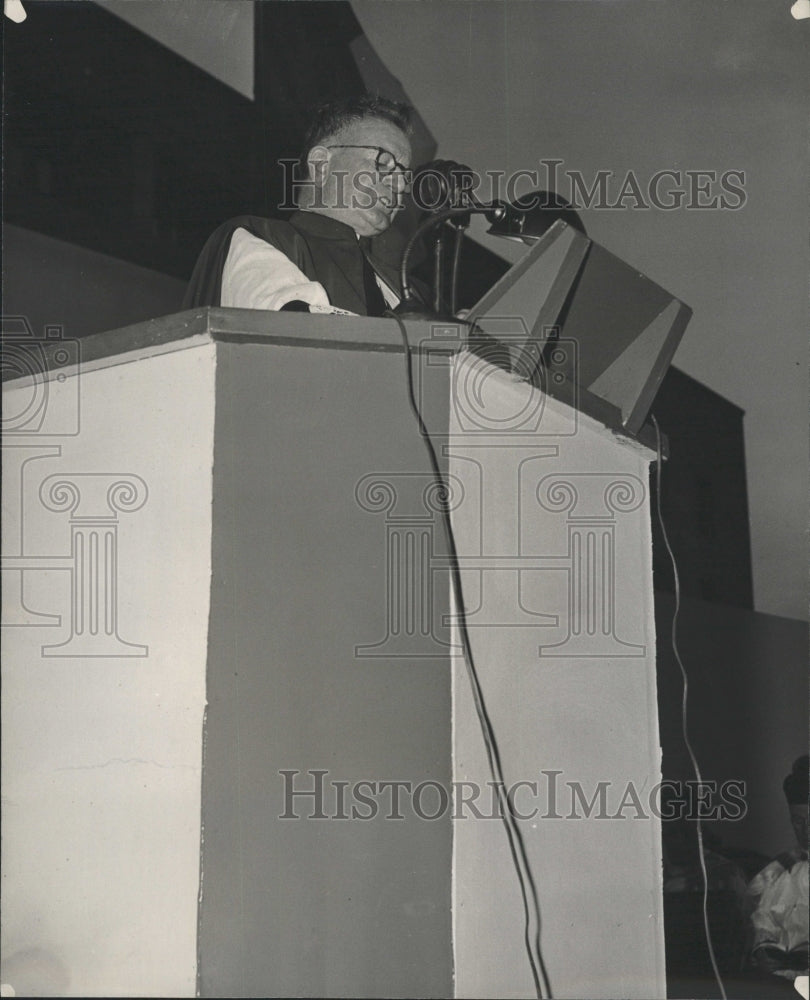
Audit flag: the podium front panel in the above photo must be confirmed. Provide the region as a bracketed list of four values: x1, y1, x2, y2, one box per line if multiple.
[198, 337, 454, 997]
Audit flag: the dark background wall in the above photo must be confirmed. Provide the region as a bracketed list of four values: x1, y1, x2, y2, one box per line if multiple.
[2, 1, 372, 284]
[2, 0, 432, 333]
[651, 367, 753, 610]
[2, 224, 186, 339]
[3, 2, 261, 280]
[655, 591, 807, 861]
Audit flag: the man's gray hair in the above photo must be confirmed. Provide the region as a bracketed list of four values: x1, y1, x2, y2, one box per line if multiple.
[301, 94, 413, 161]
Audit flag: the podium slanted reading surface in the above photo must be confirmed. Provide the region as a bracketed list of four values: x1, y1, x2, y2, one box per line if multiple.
[2, 231, 687, 999]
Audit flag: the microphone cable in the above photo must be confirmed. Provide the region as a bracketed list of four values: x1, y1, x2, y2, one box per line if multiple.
[389, 312, 552, 999]
[650, 413, 727, 1000]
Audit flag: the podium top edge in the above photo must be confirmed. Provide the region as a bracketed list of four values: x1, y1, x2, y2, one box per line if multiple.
[1, 307, 438, 378]
[1, 307, 662, 454]
[5, 306, 499, 380]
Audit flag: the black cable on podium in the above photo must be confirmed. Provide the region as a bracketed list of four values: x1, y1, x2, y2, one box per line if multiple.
[388, 310, 552, 1000]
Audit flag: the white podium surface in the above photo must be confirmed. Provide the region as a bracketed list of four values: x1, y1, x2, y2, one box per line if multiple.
[1, 311, 665, 998]
[448, 355, 664, 998]
[2, 343, 216, 996]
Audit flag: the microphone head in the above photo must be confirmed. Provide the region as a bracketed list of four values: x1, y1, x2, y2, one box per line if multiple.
[411, 159, 476, 213]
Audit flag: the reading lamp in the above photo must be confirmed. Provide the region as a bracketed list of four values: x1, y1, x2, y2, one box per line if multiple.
[486, 190, 586, 242]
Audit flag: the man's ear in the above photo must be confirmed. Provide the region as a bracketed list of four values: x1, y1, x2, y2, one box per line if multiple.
[306, 145, 331, 189]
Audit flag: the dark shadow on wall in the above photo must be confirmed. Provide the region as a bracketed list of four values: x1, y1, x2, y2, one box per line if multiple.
[2, 0, 443, 334]
[2, 225, 186, 340]
[3, 0, 417, 285]
[3, 2, 261, 280]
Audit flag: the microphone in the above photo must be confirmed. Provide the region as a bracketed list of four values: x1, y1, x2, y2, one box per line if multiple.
[410, 159, 478, 213]
[398, 160, 511, 315]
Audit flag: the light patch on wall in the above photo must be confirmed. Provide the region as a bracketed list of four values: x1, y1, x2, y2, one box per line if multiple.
[95, 0, 254, 99]
[4, 0, 26, 23]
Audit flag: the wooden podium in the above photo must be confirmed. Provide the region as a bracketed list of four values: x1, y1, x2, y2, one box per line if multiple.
[2, 300, 668, 997]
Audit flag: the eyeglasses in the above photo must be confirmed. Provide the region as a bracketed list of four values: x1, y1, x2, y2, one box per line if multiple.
[324, 144, 411, 180]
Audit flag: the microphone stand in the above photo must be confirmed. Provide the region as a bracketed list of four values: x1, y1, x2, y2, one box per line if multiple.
[447, 217, 467, 316]
[396, 200, 506, 318]
[432, 229, 445, 315]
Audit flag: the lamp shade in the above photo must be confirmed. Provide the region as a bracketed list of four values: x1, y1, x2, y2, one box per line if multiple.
[487, 190, 586, 241]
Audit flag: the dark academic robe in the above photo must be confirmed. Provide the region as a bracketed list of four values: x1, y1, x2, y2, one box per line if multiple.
[183, 210, 412, 314]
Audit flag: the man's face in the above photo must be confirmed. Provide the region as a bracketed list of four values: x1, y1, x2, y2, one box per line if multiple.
[310, 116, 412, 237]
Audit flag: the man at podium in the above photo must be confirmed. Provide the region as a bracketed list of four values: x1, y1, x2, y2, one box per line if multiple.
[183, 94, 413, 316]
